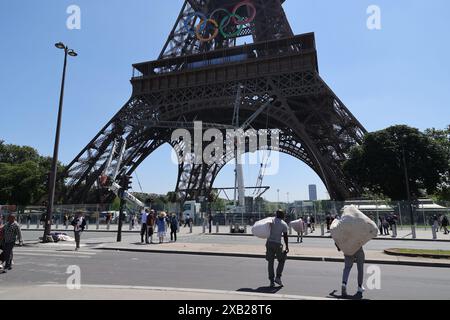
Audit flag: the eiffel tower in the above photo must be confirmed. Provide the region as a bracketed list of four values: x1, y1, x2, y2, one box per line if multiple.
[63, 0, 367, 204]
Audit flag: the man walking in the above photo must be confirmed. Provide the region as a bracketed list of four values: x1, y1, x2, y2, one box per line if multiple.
[442, 215, 449, 235]
[184, 213, 191, 228]
[266, 210, 289, 288]
[140, 208, 149, 244]
[2, 214, 23, 271]
[336, 243, 366, 297]
[71, 212, 86, 251]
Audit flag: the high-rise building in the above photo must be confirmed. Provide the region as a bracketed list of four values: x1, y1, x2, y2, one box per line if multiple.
[309, 185, 318, 201]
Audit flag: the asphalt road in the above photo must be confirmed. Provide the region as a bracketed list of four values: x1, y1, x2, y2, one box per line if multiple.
[2, 245, 450, 300]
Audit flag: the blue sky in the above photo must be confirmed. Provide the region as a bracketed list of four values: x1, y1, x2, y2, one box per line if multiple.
[1, 0, 449, 202]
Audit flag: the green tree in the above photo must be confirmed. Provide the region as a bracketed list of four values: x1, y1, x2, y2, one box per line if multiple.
[343, 125, 449, 200]
[0, 141, 66, 205]
[425, 126, 450, 201]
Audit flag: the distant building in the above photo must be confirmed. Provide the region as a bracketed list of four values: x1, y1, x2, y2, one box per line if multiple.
[308, 185, 317, 201]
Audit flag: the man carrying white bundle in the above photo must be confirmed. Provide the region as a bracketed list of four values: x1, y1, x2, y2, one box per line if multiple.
[266, 210, 289, 288]
[331, 205, 378, 298]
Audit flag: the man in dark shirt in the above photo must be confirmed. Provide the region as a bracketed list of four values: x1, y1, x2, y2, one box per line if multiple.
[266, 210, 289, 288]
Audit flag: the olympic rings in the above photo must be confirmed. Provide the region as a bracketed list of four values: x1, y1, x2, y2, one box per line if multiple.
[183, 1, 257, 42]
[219, 13, 243, 39]
[196, 19, 219, 42]
[232, 2, 256, 26]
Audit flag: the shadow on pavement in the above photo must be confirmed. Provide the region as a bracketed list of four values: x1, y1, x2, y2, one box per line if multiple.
[328, 290, 369, 301]
[237, 286, 283, 294]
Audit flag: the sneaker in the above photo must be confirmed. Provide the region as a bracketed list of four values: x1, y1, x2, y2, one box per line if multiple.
[270, 281, 275, 288]
[341, 285, 348, 297]
[274, 277, 284, 287]
[357, 286, 365, 294]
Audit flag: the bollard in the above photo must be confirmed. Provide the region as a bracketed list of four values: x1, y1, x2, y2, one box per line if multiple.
[202, 223, 206, 234]
[432, 225, 437, 240]
[289, 225, 292, 235]
[96, 218, 100, 230]
[86, 220, 89, 230]
[190, 223, 193, 234]
[107, 221, 110, 231]
[304, 224, 308, 236]
[65, 221, 69, 230]
[321, 223, 325, 236]
[56, 219, 59, 230]
[27, 220, 30, 229]
[216, 222, 219, 233]
[37, 219, 40, 229]
[411, 225, 416, 239]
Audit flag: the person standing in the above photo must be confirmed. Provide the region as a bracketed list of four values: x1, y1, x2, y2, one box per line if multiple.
[170, 213, 179, 242]
[1, 214, 23, 271]
[208, 212, 213, 234]
[442, 215, 449, 235]
[336, 244, 365, 297]
[146, 210, 156, 244]
[184, 213, 191, 228]
[310, 215, 316, 232]
[326, 214, 331, 232]
[432, 215, 440, 234]
[71, 212, 86, 251]
[266, 210, 289, 288]
[156, 212, 167, 244]
[378, 216, 383, 235]
[140, 209, 149, 244]
[382, 217, 390, 235]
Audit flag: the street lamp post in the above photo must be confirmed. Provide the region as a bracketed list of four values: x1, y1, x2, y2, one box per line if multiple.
[402, 145, 415, 236]
[277, 189, 280, 208]
[43, 42, 77, 242]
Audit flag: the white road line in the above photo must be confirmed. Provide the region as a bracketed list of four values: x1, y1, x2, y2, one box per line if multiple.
[15, 252, 91, 259]
[40, 284, 335, 300]
[17, 249, 96, 256]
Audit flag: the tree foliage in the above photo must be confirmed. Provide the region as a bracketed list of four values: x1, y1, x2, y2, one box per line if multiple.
[0, 140, 65, 205]
[343, 125, 449, 200]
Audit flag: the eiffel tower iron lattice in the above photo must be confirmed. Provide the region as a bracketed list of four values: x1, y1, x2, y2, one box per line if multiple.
[62, 0, 367, 204]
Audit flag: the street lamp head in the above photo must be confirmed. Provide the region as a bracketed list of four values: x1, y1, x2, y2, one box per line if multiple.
[55, 42, 66, 50]
[68, 49, 78, 57]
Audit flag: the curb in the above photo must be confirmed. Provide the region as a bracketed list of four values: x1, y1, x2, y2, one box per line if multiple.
[384, 249, 450, 260]
[208, 233, 450, 243]
[95, 247, 450, 268]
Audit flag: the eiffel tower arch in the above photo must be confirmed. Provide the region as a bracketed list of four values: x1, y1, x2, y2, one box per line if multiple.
[63, 0, 367, 204]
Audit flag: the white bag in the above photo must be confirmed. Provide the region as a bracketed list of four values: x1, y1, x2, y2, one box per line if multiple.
[331, 205, 378, 256]
[251, 217, 274, 239]
[289, 219, 304, 233]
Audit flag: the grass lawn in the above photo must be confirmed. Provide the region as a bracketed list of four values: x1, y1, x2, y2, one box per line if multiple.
[391, 248, 450, 256]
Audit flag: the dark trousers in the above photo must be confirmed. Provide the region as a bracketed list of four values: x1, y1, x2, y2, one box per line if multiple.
[3, 242, 15, 268]
[170, 228, 177, 242]
[141, 223, 148, 243]
[266, 241, 287, 281]
[74, 231, 81, 249]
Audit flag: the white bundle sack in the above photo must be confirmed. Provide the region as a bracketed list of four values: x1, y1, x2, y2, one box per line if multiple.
[251, 217, 274, 239]
[331, 205, 378, 256]
[289, 219, 304, 233]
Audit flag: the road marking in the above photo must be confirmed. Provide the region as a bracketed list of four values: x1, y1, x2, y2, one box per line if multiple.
[17, 249, 96, 256]
[39, 284, 335, 300]
[15, 252, 91, 259]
